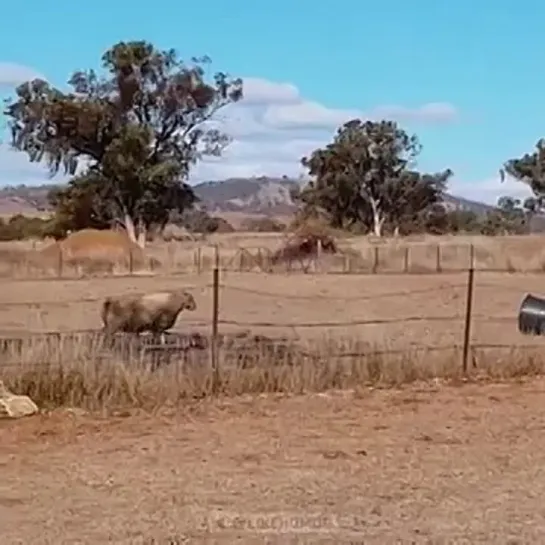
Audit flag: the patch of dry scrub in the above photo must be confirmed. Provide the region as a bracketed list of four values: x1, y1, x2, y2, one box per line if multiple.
[5, 231, 545, 278]
[2, 331, 545, 412]
[1, 229, 162, 278]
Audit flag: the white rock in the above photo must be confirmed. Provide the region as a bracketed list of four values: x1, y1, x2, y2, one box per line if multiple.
[0, 380, 38, 419]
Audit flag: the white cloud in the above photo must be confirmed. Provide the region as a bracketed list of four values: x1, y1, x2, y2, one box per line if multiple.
[241, 77, 300, 106]
[450, 174, 533, 206]
[262, 101, 360, 130]
[367, 102, 458, 124]
[0, 62, 46, 86]
[0, 74, 460, 192]
[0, 145, 67, 186]
[191, 77, 459, 183]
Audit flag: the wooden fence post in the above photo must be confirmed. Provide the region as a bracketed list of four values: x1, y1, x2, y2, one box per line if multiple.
[436, 244, 442, 273]
[462, 244, 475, 373]
[196, 247, 202, 275]
[57, 249, 63, 278]
[403, 246, 410, 274]
[211, 245, 220, 393]
[372, 246, 379, 274]
[343, 253, 350, 274]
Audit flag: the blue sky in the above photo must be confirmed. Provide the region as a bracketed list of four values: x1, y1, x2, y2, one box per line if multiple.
[0, 0, 542, 204]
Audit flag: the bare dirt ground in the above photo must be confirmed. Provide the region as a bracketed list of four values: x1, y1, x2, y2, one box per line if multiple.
[1, 270, 544, 351]
[3, 380, 545, 544]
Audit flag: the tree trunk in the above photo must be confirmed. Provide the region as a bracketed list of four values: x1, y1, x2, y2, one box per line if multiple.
[373, 217, 385, 237]
[136, 219, 147, 248]
[369, 199, 384, 237]
[137, 228, 147, 248]
[123, 214, 146, 249]
[393, 225, 400, 237]
[124, 214, 138, 244]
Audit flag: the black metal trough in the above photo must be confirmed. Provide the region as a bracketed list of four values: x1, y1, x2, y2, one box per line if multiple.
[518, 293, 545, 335]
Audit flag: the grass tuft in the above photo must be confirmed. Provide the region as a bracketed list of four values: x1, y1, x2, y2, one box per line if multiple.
[3, 334, 544, 412]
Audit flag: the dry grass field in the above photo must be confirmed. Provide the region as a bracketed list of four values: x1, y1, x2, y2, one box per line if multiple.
[4, 380, 545, 543]
[5, 232, 545, 277]
[0, 269, 541, 347]
[2, 233, 545, 543]
[1, 266, 545, 411]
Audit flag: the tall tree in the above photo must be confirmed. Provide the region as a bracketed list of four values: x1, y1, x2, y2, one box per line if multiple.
[501, 139, 545, 216]
[297, 119, 451, 236]
[4, 41, 243, 246]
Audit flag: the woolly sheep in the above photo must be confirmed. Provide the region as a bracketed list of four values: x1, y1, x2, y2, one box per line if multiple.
[101, 290, 197, 342]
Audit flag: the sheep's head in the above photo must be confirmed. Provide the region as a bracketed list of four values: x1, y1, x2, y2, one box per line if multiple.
[182, 292, 197, 311]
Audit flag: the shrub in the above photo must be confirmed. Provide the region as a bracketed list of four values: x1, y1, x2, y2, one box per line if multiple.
[241, 217, 286, 232]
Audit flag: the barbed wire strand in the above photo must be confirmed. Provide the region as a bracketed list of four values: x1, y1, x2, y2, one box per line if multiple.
[5, 265, 545, 284]
[3, 343, 544, 368]
[0, 312, 520, 342]
[217, 282, 468, 301]
[0, 280, 471, 308]
[1, 274, 540, 309]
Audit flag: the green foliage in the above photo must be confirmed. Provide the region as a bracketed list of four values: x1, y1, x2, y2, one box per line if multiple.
[296, 119, 451, 236]
[0, 215, 57, 241]
[4, 40, 243, 246]
[175, 208, 234, 233]
[420, 198, 529, 236]
[501, 140, 545, 214]
[241, 217, 286, 232]
[482, 196, 528, 235]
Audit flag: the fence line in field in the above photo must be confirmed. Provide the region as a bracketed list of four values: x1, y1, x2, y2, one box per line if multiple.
[0, 280, 470, 308]
[3, 241, 542, 280]
[1, 245, 539, 377]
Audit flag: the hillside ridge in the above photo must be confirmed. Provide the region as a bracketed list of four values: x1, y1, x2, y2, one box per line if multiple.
[0, 177, 496, 217]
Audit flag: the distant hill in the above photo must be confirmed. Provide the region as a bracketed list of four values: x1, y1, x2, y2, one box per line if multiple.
[0, 184, 52, 216]
[0, 176, 498, 218]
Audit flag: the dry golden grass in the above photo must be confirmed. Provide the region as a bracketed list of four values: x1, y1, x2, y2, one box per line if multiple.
[3, 235, 545, 543]
[4, 380, 545, 542]
[0, 270, 541, 345]
[2, 335, 545, 413]
[3, 232, 545, 277]
[1, 236, 544, 412]
[0, 270, 544, 413]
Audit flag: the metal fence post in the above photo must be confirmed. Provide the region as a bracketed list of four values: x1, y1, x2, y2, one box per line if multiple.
[462, 244, 475, 373]
[211, 245, 220, 393]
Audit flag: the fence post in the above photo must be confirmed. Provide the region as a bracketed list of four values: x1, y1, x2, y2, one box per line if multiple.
[436, 244, 442, 273]
[211, 244, 220, 393]
[462, 244, 475, 373]
[195, 247, 201, 275]
[372, 246, 379, 274]
[403, 246, 410, 274]
[57, 249, 63, 278]
[343, 253, 350, 274]
[316, 238, 322, 273]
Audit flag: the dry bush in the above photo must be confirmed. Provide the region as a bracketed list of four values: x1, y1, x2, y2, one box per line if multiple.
[1, 229, 163, 278]
[270, 220, 339, 270]
[2, 331, 545, 412]
[213, 217, 236, 233]
[160, 223, 195, 242]
[241, 217, 286, 233]
[7, 231, 545, 278]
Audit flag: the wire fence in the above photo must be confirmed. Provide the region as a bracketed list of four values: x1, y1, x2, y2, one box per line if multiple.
[2, 240, 541, 279]
[1, 241, 543, 378]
